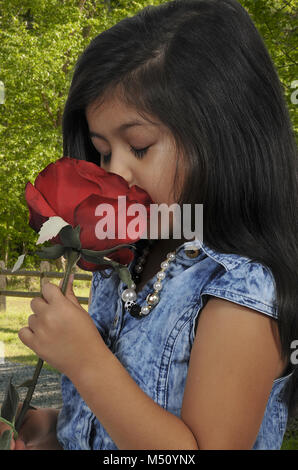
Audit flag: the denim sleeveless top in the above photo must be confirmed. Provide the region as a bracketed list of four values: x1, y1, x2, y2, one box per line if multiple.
[56, 239, 294, 450]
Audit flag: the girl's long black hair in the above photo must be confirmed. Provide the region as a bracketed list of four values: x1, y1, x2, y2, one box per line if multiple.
[62, 0, 298, 417]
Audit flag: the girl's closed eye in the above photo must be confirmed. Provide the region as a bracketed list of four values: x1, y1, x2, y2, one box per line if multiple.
[101, 145, 150, 163]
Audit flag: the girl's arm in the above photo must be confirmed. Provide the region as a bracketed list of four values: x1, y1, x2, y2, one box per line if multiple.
[68, 342, 199, 450]
[181, 297, 287, 449]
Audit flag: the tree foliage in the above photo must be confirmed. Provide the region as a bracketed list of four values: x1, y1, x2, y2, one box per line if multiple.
[0, 0, 297, 267]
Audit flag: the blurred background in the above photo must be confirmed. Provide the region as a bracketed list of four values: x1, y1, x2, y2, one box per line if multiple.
[0, 0, 297, 448]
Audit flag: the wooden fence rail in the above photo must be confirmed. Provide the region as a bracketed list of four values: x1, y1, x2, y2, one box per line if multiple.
[0, 260, 92, 312]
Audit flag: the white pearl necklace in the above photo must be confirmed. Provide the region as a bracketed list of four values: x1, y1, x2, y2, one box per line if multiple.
[121, 240, 177, 319]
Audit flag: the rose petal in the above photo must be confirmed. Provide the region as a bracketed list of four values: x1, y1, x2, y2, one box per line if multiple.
[127, 184, 154, 206]
[25, 182, 56, 231]
[33, 157, 104, 225]
[73, 160, 130, 199]
[73, 193, 150, 249]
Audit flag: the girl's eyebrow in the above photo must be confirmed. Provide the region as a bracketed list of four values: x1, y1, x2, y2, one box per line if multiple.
[89, 120, 158, 141]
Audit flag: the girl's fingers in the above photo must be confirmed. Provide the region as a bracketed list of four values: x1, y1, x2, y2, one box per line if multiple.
[59, 275, 82, 308]
[14, 438, 26, 450]
[0, 423, 16, 450]
[10, 436, 15, 450]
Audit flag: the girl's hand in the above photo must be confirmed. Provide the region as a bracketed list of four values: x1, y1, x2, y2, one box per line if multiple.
[14, 407, 62, 450]
[18, 275, 104, 377]
[0, 403, 62, 450]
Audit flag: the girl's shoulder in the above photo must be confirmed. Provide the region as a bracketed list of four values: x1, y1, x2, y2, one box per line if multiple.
[195, 242, 278, 320]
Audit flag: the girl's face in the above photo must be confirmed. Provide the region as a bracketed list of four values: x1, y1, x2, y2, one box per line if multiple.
[85, 91, 184, 207]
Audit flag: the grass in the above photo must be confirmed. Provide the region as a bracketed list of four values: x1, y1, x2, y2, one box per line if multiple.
[1, 274, 297, 449]
[281, 435, 298, 450]
[0, 275, 91, 373]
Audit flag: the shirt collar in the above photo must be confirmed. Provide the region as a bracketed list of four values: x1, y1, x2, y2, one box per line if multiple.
[175, 237, 251, 271]
[134, 237, 251, 272]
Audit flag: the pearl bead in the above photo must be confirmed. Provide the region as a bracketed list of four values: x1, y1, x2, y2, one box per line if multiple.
[121, 288, 137, 302]
[167, 252, 176, 261]
[141, 305, 151, 316]
[157, 271, 166, 280]
[160, 261, 169, 269]
[146, 293, 159, 306]
[134, 264, 143, 273]
[129, 281, 136, 290]
[153, 281, 162, 291]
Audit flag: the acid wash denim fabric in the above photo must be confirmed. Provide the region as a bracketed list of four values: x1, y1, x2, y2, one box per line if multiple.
[56, 239, 293, 450]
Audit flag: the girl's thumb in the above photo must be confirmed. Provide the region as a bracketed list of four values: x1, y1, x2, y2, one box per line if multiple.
[59, 274, 81, 307]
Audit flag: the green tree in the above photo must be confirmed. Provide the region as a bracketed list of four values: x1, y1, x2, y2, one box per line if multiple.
[0, 0, 161, 267]
[242, 0, 297, 138]
[0, 0, 296, 267]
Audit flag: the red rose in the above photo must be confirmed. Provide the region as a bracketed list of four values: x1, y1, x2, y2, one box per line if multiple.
[25, 156, 153, 271]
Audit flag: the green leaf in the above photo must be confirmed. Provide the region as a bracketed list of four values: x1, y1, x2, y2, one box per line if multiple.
[81, 243, 136, 258]
[0, 429, 13, 450]
[80, 251, 106, 266]
[117, 266, 134, 287]
[35, 244, 65, 259]
[59, 224, 81, 250]
[1, 377, 19, 423]
[80, 243, 137, 269]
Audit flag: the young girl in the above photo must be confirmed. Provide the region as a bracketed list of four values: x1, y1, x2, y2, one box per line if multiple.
[4, 0, 298, 450]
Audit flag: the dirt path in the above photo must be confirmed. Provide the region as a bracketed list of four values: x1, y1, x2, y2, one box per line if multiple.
[0, 361, 62, 409]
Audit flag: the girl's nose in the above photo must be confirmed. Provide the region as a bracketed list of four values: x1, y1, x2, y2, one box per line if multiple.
[107, 156, 135, 188]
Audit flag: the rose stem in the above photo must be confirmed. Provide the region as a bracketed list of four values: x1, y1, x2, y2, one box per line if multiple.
[15, 248, 80, 432]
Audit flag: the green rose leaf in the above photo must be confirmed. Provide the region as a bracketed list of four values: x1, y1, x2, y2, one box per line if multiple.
[59, 224, 81, 250]
[82, 243, 136, 258]
[35, 244, 66, 259]
[117, 266, 134, 287]
[80, 251, 108, 266]
[0, 429, 13, 450]
[1, 377, 19, 423]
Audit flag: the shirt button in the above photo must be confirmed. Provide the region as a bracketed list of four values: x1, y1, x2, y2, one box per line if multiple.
[185, 248, 200, 258]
